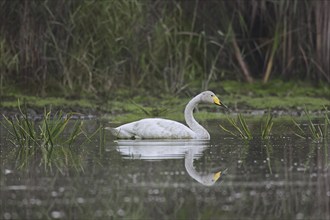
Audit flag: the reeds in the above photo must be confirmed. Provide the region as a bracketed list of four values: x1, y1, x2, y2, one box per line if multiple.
[290, 107, 330, 170]
[0, 0, 329, 98]
[261, 113, 274, 139]
[0, 37, 18, 93]
[220, 108, 330, 142]
[219, 113, 253, 140]
[1, 101, 99, 172]
[292, 107, 329, 142]
[219, 112, 274, 140]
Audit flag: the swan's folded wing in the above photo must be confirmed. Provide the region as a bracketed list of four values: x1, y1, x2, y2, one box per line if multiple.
[119, 118, 196, 139]
[106, 127, 135, 139]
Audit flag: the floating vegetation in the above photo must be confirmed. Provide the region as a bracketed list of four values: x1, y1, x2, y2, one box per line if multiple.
[292, 107, 329, 142]
[219, 112, 274, 140]
[1, 102, 100, 172]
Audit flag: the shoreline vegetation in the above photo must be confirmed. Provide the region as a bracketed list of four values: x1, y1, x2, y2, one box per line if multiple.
[1, 80, 329, 123]
[0, 1, 329, 122]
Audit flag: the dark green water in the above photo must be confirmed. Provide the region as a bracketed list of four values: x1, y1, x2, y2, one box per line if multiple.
[0, 120, 329, 220]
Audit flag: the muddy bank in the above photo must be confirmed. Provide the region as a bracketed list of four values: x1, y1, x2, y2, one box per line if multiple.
[1, 81, 329, 121]
[1, 104, 328, 122]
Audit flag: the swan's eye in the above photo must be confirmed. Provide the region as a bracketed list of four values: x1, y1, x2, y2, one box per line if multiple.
[210, 94, 214, 97]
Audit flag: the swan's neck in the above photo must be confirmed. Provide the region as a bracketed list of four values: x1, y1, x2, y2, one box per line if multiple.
[184, 95, 210, 139]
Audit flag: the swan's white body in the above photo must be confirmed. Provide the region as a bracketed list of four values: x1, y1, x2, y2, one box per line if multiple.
[110, 118, 199, 139]
[108, 91, 225, 139]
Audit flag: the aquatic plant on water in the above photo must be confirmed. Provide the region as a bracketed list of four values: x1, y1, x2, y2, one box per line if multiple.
[292, 107, 329, 142]
[261, 112, 274, 140]
[1, 103, 100, 172]
[219, 112, 274, 140]
[219, 113, 253, 140]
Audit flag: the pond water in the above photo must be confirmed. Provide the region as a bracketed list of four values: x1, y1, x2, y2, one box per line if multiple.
[0, 119, 329, 220]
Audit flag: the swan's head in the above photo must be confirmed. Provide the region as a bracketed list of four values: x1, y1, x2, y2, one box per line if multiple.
[198, 169, 226, 186]
[200, 91, 228, 108]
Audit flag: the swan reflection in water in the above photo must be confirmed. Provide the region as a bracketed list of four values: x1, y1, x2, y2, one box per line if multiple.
[114, 140, 226, 186]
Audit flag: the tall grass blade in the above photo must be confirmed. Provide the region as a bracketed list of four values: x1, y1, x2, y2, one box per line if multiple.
[292, 106, 329, 142]
[238, 114, 252, 139]
[1, 102, 99, 172]
[291, 119, 306, 139]
[261, 112, 274, 139]
[219, 123, 239, 138]
[220, 114, 252, 140]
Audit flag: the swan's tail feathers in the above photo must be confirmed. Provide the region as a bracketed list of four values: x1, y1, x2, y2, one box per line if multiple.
[105, 127, 120, 137]
[105, 127, 135, 139]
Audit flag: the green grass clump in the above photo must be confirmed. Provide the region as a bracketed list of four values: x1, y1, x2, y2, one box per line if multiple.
[219, 113, 253, 140]
[219, 112, 274, 140]
[292, 107, 330, 142]
[1, 102, 99, 172]
[261, 113, 274, 140]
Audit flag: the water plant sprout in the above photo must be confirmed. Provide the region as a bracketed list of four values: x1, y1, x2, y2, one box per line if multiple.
[219, 112, 274, 140]
[292, 106, 329, 142]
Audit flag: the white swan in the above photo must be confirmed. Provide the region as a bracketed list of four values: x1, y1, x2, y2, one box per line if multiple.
[107, 91, 227, 139]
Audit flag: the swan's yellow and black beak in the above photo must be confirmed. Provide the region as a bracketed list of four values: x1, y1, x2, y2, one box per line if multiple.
[212, 168, 228, 182]
[212, 171, 222, 182]
[213, 96, 228, 109]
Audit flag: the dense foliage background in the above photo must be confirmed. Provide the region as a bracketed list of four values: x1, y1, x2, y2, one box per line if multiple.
[0, 0, 329, 98]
